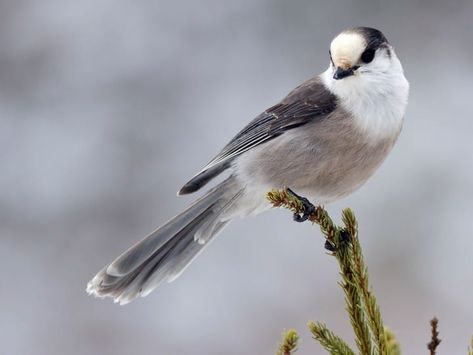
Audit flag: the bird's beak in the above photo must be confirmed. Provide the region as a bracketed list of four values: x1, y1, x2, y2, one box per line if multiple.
[333, 67, 355, 80]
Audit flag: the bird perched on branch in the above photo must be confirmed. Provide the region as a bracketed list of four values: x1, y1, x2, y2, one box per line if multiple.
[87, 27, 409, 304]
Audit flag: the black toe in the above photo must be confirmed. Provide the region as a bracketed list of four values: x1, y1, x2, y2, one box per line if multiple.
[287, 188, 316, 223]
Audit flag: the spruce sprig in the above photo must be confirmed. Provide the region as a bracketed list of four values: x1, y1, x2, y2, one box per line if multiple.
[384, 328, 401, 355]
[308, 321, 356, 355]
[343, 209, 387, 354]
[276, 329, 299, 355]
[268, 188, 472, 355]
[269, 188, 375, 354]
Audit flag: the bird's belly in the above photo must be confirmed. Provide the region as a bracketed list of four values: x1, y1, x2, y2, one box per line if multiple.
[235, 124, 397, 204]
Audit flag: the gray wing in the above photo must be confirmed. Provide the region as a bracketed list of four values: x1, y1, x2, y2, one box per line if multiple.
[178, 76, 337, 195]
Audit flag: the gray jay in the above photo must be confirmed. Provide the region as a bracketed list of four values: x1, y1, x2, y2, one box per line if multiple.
[87, 27, 409, 304]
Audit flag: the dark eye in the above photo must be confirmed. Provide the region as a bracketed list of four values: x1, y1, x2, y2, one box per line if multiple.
[361, 48, 375, 63]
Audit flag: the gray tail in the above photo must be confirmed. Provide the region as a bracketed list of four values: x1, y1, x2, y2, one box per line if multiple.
[87, 177, 242, 305]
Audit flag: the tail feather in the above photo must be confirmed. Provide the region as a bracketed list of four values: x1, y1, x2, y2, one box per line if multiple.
[194, 188, 243, 244]
[87, 177, 241, 304]
[165, 220, 230, 283]
[106, 187, 222, 278]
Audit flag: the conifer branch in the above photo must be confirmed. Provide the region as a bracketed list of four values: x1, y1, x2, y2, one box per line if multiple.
[267, 188, 472, 355]
[267, 189, 337, 242]
[384, 327, 401, 355]
[268, 188, 373, 354]
[308, 321, 356, 355]
[343, 209, 387, 354]
[276, 329, 299, 355]
[333, 226, 373, 355]
[427, 318, 441, 355]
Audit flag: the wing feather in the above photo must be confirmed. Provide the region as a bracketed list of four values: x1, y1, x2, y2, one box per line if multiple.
[179, 76, 337, 195]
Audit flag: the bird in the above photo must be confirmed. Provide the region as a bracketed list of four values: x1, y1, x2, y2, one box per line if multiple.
[87, 27, 409, 304]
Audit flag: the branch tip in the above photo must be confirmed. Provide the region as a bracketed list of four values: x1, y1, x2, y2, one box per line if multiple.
[276, 329, 299, 355]
[427, 317, 441, 355]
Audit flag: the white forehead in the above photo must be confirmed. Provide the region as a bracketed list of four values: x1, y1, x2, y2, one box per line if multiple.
[330, 32, 366, 68]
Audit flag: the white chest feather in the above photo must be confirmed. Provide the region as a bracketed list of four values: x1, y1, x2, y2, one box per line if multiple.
[321, 59, 409, 143]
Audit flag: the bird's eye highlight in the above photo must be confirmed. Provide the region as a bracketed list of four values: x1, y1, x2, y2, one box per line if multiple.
[361, 48, 375, 63]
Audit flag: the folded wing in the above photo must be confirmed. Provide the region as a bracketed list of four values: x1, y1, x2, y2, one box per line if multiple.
[179, 76, 337, 195]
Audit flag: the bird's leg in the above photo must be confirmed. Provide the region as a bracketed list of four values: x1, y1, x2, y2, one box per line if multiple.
[286, 188, 315, 223]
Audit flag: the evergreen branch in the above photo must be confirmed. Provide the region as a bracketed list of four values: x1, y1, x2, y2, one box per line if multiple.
[342, 209, 387, 354]
[334, 228, 373, 355]
[276, 329, 299, 355]
[384, 327, 401, 355]
[267, 189, 338, 243]
[268, 188, 470, 355]
[427, 317, 441, 355]
[308, 321, 356, 355]
[268, 189, 373, 355]
[267, 189, 306, 214]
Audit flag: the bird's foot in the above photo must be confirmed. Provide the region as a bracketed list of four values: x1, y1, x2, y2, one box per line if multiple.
[287, 188, 316, 223]
[340, 230, 351, 243]
[324, 230, 351, 252]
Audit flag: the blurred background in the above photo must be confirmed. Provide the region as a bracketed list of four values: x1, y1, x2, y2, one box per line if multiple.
[1, 0, 472, 354]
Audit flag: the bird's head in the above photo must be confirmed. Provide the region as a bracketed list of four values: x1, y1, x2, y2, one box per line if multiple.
[323, 27, 409, 141]
[328, 27, 400, 81]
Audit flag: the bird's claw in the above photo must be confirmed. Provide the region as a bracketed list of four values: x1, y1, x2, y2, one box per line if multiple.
[324, 240, 336, 252]
[287, 188, 316, 223]
[340, 230, 351, 243]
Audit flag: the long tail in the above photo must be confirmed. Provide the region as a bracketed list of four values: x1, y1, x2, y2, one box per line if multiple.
[87, 177, 243, 305]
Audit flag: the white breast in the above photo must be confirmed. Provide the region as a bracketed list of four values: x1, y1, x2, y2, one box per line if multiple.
[321, 55, 409, 143]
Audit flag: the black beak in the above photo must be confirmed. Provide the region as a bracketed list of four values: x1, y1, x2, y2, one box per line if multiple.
[333, 67, 355, 80]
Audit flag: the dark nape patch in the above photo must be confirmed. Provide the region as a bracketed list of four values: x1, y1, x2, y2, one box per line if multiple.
[351, 27, 389, 50]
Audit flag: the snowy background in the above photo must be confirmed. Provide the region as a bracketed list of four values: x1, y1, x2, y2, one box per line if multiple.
[1, 0, 472, 354]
